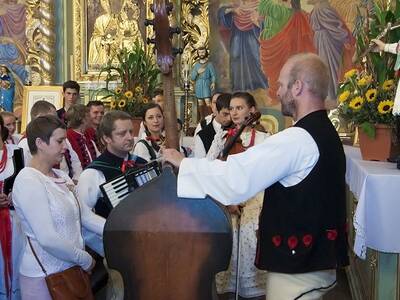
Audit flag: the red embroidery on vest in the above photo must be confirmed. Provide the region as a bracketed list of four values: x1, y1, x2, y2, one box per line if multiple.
[302, 234, 313, 247]
[287, 235, 298, 250]
[326, 229, 338, 240]
[272, 235, 282, 247]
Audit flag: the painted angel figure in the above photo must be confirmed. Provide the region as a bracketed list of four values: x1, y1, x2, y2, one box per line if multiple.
[0, 65, 15, 112]
[372, 38, 400, 115]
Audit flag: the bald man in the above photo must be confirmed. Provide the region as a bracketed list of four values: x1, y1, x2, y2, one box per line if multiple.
[163, 53, 348, 300]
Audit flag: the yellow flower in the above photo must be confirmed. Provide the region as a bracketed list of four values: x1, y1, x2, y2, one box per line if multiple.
[344, 69, 357, 80]
[382, 80, 395, 91]
[114, 87, 122, 94]
[357, 78, 367, 87]
[135, 86, 143, 94]
[110, 100, 117, 109]
[142, 96, 149, 103]
[377, 100, 394, 114]
[365, 89, 377, 102]
[124, 90, 133, 99]
[338, 91, 350, 103]
[118, 99, 126, 108]
[349, 96, 364, 110]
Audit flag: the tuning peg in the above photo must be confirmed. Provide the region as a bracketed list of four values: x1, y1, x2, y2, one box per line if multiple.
[172, 48, 183, 56]
[166, 2, 173, 14]
[169, 27, 181, 35]
[144, 19, 154, 27]
[146, 38, 156, 45]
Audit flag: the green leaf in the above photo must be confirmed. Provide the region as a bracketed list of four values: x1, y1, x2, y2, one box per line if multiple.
[360, 122, 376, 139]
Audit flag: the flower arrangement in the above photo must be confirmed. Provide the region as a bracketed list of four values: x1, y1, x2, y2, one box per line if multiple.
[98, 41, 160, 117]
[338, 69, 397, 138]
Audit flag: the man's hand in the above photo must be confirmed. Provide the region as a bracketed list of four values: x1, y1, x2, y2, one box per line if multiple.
[162, 149, 185, 168]
[0, 193, 10, 208]
[85, 257, 96, 274]
[371, 39, 385, 51]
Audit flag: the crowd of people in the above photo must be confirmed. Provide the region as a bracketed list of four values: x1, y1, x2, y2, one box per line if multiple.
[0, 53, 348, 300]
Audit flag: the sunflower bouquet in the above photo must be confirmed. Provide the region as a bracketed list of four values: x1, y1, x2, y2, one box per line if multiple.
[337, 68, 398, 138]
[98, 41, 160, 117]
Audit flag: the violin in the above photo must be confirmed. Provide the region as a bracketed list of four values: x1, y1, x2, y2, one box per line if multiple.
[219, 112, 261, 160]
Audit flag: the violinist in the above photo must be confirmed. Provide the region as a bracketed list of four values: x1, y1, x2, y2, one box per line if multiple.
[208, 92, 269, 299]
[133, 103, 165, 162]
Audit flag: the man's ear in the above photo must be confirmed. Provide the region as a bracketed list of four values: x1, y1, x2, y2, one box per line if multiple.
[292, 79, 304, 97]
[103, 135, 112, 146]
[249, 106, 256, 114]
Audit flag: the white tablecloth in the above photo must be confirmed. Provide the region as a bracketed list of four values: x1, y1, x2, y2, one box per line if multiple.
[344, 145, 400, 259]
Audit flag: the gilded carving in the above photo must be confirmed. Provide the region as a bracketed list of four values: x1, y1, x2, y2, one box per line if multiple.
[26, 0, 56, 85]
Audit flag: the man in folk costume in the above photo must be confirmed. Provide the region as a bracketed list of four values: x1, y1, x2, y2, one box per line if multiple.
[57, 81, 80, 125]
[85, 101, 105, 148]
[163, 53, 349, 300]
[194, 92, 221, 136]
[66, 104, 99, 169]
[0, 115, 24, 300]
[194, 93, 232, 158]
[77, 110, 147, 300]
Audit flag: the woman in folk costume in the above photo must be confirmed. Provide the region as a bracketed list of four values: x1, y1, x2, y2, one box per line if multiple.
[372, 38, 400, 115]
[132, 103, 165, 162]
[208, 92, 269, 298]
[0, 115, 24, 300]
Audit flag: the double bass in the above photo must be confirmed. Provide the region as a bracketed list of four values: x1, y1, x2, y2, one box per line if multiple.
[103, 1, 232, 299]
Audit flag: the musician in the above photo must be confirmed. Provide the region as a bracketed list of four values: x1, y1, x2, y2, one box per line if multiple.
[0, 115, 24, 300]
[194, 92, 221, 136]
[77, 111, 147, 300]
[163, 53, 348, 300]
[208, 92, 269, 298]
[18, 101, 82, 182]
[0, 111, 21, 145]
[66, 104, 99, 169]
[132, 103, 165, 162]
[57, 80, 80, 125]
[137, 89, 164, 138]
[85, 100, 105, 148]
[194, 93, 232, 158]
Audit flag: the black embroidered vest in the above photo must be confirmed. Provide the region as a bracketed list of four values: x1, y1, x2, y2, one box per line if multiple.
[86, 150, 147, 218]
[256, 110, 349, 273]
[198, 119, 217, 153]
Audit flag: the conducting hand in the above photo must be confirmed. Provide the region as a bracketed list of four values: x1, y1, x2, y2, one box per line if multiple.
[162, 148, 185, 168]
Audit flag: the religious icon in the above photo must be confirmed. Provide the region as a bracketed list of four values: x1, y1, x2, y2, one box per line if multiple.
[0, 65, 15, 112]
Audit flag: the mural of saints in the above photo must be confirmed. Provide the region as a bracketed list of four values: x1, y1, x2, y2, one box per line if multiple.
[218, 0, 268, 92]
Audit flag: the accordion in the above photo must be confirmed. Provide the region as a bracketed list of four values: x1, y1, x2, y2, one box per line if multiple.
[100, 161, 161, 208]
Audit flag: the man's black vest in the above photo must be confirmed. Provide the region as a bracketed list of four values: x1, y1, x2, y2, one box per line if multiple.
[86, 150, 147, 218]
[198, 118, 217, 153]
[256, 110, 349, 273]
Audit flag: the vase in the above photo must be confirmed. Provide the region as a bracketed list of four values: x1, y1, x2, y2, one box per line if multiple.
[132, 117, 142, 137]
[358, 124, 400, 161]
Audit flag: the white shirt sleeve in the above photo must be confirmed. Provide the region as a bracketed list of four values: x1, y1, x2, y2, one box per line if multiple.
[177, 127, 319, 205]
[17, 138, 32, 166]
[384, 42, 399, 54]
[132, 140, 153, 162]
[12, 174, 92, 270]
[194, 134, 207, 158]
[77, 168, 106, 209]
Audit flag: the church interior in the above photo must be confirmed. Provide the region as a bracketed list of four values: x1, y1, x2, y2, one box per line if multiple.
[0, 0, 400, 299]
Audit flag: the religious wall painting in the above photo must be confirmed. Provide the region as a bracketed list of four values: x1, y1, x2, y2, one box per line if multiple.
[0, 0, 29, 115]
[21, 85, 63, 131]
[209, 0, 359, 109]
[74, 0, 148, 81]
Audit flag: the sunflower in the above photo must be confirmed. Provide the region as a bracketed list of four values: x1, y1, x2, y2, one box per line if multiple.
[382, 80, 395, 91]
[357, 77, 368, 87]
[118, 99, 126, 108]
[344, 69, 357, 80]
[338, 91, 350, 103]
[349, 96, 364, 110]
[110, 100, 117, 109]
[142, 96, 149, 103]
[124, 90, 133, 99]
[365, 89, 377, 102]
[114, 87, 123, 94]
[377, 100, 394, 114]
[135, 86, 143, 94]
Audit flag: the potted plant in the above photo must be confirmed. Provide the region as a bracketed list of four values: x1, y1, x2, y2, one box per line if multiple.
[338, 2, 400, 161]
[98, 41, 160, 126]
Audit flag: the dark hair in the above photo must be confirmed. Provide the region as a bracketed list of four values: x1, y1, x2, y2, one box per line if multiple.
[216, 93, 232, 112]
[30, 100, 56, 120]
[141, 103, 163, 121]
[98, 110, 132, 140]
[177, 118, 183, 127]
[86, 100, 104, 109]
[27, 115, 66, 155]
[197, 46, 208, 57]
[151, 89, 163, 99]
[0, 115, 9, 142]
[231, 92, 257, 109]
[66, 104, 88, 129]
[63, 80, 80, 93]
